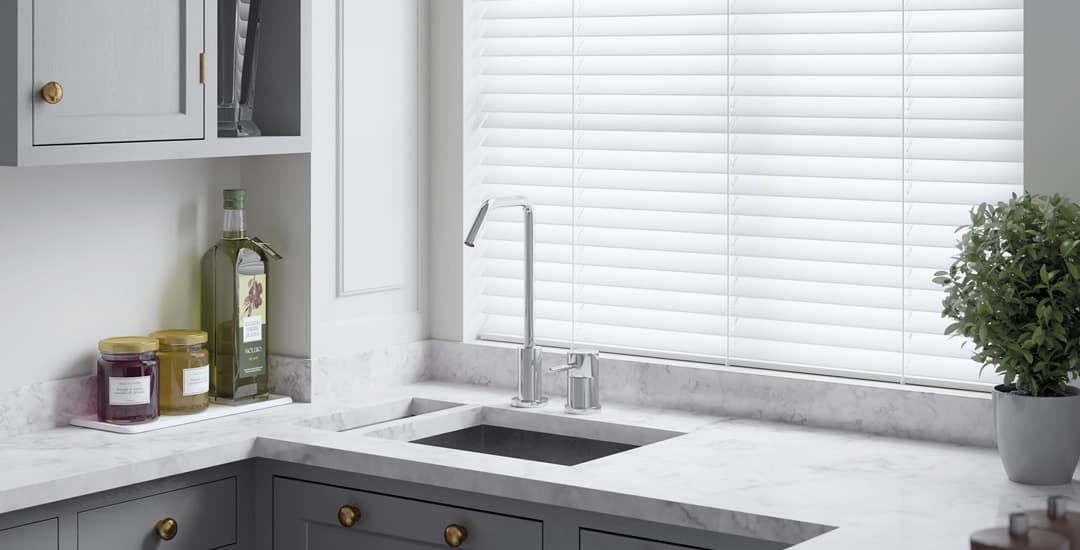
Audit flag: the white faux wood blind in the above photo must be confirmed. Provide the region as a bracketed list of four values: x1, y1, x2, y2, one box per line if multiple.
[467, 0, 1022, 388]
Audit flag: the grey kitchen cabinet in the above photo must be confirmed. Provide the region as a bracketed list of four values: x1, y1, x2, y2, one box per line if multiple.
[78, 477, 236, 550]
[0, 518, 58, 550]
[581, 530, 710, 550]
[0, 462, 252, 550]
[0, 0, 309, 166]
[31, 0, 204, 145]
[272, 476, 543, 550]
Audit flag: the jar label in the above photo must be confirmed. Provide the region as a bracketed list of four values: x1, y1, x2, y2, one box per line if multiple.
[183, 365, 211, 396]
[238, 272, 267, 378]
[109, 376, 151, 406]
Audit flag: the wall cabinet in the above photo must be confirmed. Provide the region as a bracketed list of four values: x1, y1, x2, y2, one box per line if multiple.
[0, 0, 310, 166]
[32, 0, 204, 145]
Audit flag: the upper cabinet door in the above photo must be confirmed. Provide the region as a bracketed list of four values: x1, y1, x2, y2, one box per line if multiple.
[32, 0, 204, 145]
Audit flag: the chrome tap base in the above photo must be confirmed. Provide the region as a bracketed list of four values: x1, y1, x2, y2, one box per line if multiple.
[511, 396, 549, 408]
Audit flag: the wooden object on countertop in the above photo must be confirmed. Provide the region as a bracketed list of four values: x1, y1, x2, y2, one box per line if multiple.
[1031, 496, 1080, 547]
[971, 512, 1071, 550]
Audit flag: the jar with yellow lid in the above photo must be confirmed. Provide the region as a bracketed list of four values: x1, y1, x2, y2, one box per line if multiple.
[150, 330, 211, 415]
[97, 336, 159, 424]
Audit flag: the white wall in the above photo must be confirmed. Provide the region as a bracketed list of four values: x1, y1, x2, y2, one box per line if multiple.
[1024, 0, 1080, 201]
[428, 0, 465, 342]
[226, 155, 312, 358]
[0, 160, 222, 392]
[308, 0, 430, 358]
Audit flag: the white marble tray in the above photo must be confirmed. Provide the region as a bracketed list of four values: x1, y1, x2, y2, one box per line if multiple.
[70, 395, 293, 434]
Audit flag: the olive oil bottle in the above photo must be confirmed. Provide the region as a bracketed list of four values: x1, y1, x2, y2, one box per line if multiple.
[201, 189, 281, 404]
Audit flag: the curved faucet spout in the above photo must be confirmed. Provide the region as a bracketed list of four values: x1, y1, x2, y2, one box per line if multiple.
[464, 196, 544, 407]
[464, 196, 532, 248]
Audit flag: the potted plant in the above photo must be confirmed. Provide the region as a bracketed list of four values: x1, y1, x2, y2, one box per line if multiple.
[936, 193, 1080, 485]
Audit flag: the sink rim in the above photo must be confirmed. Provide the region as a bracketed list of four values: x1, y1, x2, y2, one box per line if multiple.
[364, 404, 686, 453]
[297, 397, 466, 432]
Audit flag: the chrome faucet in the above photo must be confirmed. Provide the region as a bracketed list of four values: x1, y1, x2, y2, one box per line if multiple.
[465, 197, 547, 408]
[551, 351, 601, 414]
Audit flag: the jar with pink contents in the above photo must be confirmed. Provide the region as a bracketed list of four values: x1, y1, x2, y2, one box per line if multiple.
[97, 337, 159, 424]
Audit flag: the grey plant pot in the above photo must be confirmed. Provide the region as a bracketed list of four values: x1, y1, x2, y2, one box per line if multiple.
[994, 384, 1080, 485]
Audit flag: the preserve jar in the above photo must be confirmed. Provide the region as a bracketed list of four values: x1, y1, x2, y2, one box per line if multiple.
[150, 329, 211, 415]
[97, 337, 159, 424]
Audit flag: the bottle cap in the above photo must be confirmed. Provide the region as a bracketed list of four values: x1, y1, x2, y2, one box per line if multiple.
[224, 189, 246, 210]
[149, 329, 208, 347]
[99, 337, 159, 354]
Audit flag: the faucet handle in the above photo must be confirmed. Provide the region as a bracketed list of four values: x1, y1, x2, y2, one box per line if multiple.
[559, 350, 601, 414]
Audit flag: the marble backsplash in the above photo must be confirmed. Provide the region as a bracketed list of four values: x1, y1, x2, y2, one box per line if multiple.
[0, 338, 995, 447]
[425, 340, 997, 448]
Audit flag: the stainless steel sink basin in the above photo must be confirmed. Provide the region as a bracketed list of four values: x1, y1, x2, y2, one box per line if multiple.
[367, 406, 685, 466]
[412, 424, 640, 466]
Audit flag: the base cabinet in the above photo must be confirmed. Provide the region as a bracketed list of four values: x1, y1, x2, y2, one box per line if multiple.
[273, 477, 542, 550]
[0, 462, 252, 550]
[582, 530, 709, 550]
[0, 518, 58, 550]
[260, 461, 788, 550]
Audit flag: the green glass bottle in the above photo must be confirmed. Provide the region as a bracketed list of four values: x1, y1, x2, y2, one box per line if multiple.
[201, 189, 281, 404]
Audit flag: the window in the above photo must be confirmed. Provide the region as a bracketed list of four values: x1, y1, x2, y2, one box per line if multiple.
[466, 0, 1023, 389]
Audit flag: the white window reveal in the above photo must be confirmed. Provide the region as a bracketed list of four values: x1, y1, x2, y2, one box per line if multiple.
[466, 0, 1023, 390]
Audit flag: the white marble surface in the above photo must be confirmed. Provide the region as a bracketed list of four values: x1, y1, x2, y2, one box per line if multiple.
[0, 381, 1071, 549]
[0, 375, 96, 438]
[428, 340, 997, 447]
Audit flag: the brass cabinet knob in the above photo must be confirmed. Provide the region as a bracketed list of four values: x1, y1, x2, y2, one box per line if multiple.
[40, 81, 63, 104]
[337, 505, 362, 528]
[155, 517, 178, 541]
[444, 524, 469, 547]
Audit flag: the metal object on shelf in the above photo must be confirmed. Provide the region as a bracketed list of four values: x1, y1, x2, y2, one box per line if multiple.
[218, 0, 263, 137]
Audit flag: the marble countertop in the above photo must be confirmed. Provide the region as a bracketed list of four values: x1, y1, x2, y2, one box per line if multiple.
[2, 381, 1073, 549]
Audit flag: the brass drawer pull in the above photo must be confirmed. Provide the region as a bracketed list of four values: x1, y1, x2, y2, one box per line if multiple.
[40, 81, 63, 104]
[444, 524, 469, 547]
[155, 517, 178, 541]
[338, 505, 362, 528]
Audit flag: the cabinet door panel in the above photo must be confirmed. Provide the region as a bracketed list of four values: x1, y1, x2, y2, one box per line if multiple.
[273, 477, 542, 550]
[33, 0, 203, 145]
[78, 477, 235, 550]
[581, 529, 785, 550]
[0, 518, 58, 550]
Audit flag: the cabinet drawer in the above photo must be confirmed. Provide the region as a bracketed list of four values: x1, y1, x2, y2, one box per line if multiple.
[0, 518, 58, 550]
[581, 530, 704, 550]
[274, 477, 542, 550]
[78, 477, 236, 550]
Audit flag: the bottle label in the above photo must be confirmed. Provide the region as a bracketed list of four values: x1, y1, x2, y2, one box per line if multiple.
[183, 365, 211, 396]
[109, 376, 151, 406]
[238, 273, 267, 378]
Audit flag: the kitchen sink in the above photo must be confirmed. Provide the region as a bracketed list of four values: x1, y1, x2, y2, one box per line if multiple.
[412, 424, 640, 466]
[299, 398, 464, 432]
[367, 406, 685, 466]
